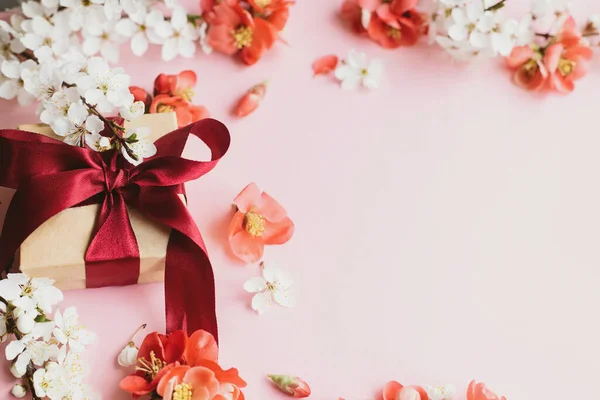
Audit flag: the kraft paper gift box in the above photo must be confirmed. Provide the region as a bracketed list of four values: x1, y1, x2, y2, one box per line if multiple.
[0, 112, 181, 290]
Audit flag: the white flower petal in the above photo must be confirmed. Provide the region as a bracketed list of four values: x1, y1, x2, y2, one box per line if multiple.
[243, 277, 268, 293]
[448, 23, 469, 42]
[130, 31, 149, 56]
[273, 289, 295, 308]
[5, 341, 26, 361]
[115, 18, 138, 37]
[82, 36, 102, 56]
[161, 38, 179, 61]
[86, 114, 104, 134]
[251, 291, 272, 314]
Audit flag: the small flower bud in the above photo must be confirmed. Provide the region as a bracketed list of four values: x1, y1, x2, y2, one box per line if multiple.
[118, 342, 139, 367]
[11, 384, 27, 398]
[10, 362, 26, 378]
[267, 375, 311, 398]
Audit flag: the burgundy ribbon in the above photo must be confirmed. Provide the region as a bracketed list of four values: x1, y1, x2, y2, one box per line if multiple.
[0, 119, 230, 340]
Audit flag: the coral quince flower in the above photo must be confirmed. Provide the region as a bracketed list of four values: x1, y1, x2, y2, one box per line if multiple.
[466, 380, 506, 400]
[383, 381, 429, 400]
[505, 46, 548, 91]
[150, 94, 210, 128]
[119, 331, 188, 397]
[228, 183, 294, 264]
[156, 360, 246, 400]
[365, 0, 423, 49]
[120, 330, 219, 397]
[154, 70, 197, 101]
[340, 0, 367, 33]
[544, 17, 593, 93]
[129, 86, 152, 110]
[206, 2, 278, 65]
[248, 0, 294, 31]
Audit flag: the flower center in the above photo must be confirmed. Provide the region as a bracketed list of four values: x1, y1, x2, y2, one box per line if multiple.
[255, 0, 271, 6]
[387, 26, 402, 39]
[82, 0, 92, 6]
[136, 351, 166, 379]
[558, 58, 575, 76]
[523, 59, 538, 77]
[173, 383, 193, 400]
[234, 26, 254, 49]
[176, 87, 194, 101]
[243, 211, 266, 236]
[157, 104, 175, 113]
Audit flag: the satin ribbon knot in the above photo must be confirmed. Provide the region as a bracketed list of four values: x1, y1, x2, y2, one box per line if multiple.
[0, 119, 231, 339]
[103, 167, 130, 192]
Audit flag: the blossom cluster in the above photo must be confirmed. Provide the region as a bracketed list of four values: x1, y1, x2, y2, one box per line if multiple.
[0, 15, 156, 164]
[0, 274, 96, 399]
[340, 0, 599, 93]
[0, 0, 292, 67]
[119, 329, 246, 400]
[380, 379, 503, 400]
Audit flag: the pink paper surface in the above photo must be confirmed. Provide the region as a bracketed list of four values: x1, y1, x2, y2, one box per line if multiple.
[2, 1, 600, 399]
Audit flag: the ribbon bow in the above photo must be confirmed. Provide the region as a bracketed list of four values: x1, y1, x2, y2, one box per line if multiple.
[0, 119, 230, 339]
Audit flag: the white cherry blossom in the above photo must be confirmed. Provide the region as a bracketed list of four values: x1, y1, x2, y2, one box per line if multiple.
[75, 57, 132, 112]
[155, 7, 199, 61]
[52, 101, 105, 147]
[447, 1, 488, 48]
[20, 13, 71, 62]
[22, 63, 63, 100]
[116, 7, 165, 56]
[121, 126, 157, 165]
[40, 87, 81, 132]
[0, 59, 37, 105]
[6, 327, 59, 374]
[244, 265, 295, 314]
[33, 362, 68, 399]
[198, 21, 213, 54]
[82, 21, 124, 64]
[426, 384, 456, 400]
[60, 0, 106, 33]
[120, 98, 145, 120]
[53, 307, 96, 353]
[334, 49, 384, 90]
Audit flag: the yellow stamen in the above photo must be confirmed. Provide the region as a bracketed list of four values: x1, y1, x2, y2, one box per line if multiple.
[173, 383, 193, 400]
[135, 351, 166, 379]
[387, 26, 402, 39]
[558, 58, 576, 76]
[175, 87, 194, 101]
[157, 104, 175, 113]
[255, 0, 271, 7]
[233, 26, 254, 49]
[243, 212, 266, 236]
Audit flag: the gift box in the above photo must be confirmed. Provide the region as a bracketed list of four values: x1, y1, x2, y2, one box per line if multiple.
[1, 112, 180, 290]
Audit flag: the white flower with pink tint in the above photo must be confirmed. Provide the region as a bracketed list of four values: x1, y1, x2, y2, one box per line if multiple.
[426, 384, 456, 400]
[244, 264, 295, 314]
[334, 49, 384, 90]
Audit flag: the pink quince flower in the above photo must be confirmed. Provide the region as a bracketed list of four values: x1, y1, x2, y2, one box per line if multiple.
[467, 380, 506, 400]
[383, 380, 429, 400]
[505, 46, 548, 91]
[544, 17, 593, 93]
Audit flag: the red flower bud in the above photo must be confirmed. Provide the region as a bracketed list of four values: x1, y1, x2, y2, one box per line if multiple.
[267, 375, 311, 398]
[233, 81, 268, 117]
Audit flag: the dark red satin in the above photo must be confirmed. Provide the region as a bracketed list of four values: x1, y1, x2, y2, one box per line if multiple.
[0, 119, 230, 340]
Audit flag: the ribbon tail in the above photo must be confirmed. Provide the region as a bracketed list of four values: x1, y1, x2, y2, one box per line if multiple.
[85, 191, 140, 288]
[165, 230, 218, 339]
[132, 187, 218, 340]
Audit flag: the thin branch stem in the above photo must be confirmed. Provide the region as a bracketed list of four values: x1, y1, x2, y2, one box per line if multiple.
[13, 332, 41, 400]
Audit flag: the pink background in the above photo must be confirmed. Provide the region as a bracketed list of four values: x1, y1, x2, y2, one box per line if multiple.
[2, 1, 600, 399]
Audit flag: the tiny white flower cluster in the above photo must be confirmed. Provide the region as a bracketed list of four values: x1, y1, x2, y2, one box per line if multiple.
[0, 0, 211, 68]
[0, 273, 98, 400]
[426, 0, 533, 60]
